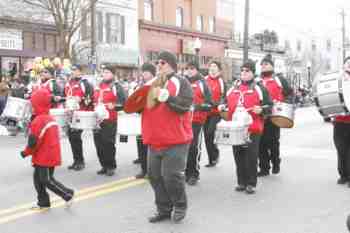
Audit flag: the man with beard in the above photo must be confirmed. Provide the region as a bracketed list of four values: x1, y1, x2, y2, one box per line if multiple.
[204, 61, 226, 167]
[184, 61, 212, 185]
[257, 54, 293, 176]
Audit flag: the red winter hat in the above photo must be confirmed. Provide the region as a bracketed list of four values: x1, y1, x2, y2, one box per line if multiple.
[31, 88, 52, 115]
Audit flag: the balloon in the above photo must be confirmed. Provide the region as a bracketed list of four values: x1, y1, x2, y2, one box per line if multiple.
[43, 58, 52, 68]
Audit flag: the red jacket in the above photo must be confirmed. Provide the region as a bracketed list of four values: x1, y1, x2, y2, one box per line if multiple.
[334, 115, 350, 123]
[226, 82, 265, 134]
[205, 75, 225, 116]
[261, 75, 285, 102]
[22, 89, 61, 167]
[65, 78, 93, 111]
[93, 82, 118, 122]
[142, 74, 193, 150]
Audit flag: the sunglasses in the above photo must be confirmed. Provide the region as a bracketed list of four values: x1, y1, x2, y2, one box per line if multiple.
[156, 60, 166, 66]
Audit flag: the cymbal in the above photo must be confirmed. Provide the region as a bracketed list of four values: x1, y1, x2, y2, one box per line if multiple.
[124, 85, 151, 113]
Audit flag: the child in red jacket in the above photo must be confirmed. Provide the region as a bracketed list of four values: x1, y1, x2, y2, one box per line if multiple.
[21, 88, 74, 209]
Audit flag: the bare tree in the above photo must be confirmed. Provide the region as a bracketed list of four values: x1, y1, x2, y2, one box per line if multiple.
[19, 0, 98, 58]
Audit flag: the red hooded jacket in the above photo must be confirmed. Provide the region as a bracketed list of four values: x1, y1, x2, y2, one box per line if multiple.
[22, 89, 61, 167]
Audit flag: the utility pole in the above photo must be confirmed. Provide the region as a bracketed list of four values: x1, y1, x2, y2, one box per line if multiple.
[341, 8, 346, 61]
[91, 0, 97, 74]
[243, 0, 250, 63]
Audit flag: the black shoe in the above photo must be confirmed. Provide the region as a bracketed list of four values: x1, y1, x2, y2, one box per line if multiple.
[173, 208, 186, 223]
[97, 168, 107, 175]
[133, 158, 141, 164]
[135, 172, 146, 179]
[337, 177, 348, 185]
[73, 163, 85, 171]
[235, 185, 246, 192]
[272, 164, 280, 174]
[105, 169, 115, 176]
[257, 170, 269, 177]
[245, 185, 256, 194]
[148, 213, 171, 223]
[67, 163, 77, 170]
[30, 204, 50, 210]
[205, 163, 216, 168]
[187, 177, 199, 186]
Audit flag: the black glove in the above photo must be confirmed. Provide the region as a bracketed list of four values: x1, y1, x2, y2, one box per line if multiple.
[20, 151, 26, 158]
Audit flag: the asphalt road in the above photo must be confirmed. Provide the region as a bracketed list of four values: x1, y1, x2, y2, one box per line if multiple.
[0, 106, 349, 233]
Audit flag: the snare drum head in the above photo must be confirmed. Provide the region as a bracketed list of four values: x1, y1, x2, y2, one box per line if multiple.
[271, 116, 294, 128]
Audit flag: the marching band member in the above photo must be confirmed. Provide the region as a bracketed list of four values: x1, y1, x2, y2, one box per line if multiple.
[257, 54, 293, 176]
[93, 65, 126, 176]
[144, 51, 193, 223]
[184, 61, 212, 185]
[204, 61, 226, 167]
[20, 88, 74, 209]
[218, 60, 272, 194]
[334, 56, 350, 186]
[134, 63, 156, 179]
[65, 64, 94, 171]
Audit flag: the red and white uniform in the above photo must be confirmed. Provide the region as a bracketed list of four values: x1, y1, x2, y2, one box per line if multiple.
[93, 82, 118, 122]
[205, 75, 225, 116]
[191, 80, 209, 124]
[64, 78, 92, 111]
[142, 76, 193, 150]
[226, 82, 265, 135]
[261, 75, 284, 102]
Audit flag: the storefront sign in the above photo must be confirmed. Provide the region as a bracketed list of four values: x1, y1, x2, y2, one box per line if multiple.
[0, 28, 23, 50]
[182, 40, 196, 55]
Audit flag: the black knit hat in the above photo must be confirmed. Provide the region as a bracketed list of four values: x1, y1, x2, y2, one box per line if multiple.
[102, 64, 115, 74]
[242, 59, 256, 74]
[42, 67, 55, 76]
[209, 60, 222, 70]
[260, 54, 274, 67]
[186, 60, 199, 71]
[344, 56, 350, 64]
[141, 63, 156, 76]
[158, 51, 178, 71]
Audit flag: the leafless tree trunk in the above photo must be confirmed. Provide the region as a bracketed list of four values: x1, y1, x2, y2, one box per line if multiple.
[19, 0, 98, 58]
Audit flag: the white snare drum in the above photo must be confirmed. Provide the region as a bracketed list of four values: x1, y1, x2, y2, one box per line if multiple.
[65, 96, 80, 111]
[214, 120, 250, 146]
[270, 102, 295, 128]
[118, 113, 141, 136]
[1, 97, 31, 120]
[314, 72, 350, 117]
[71, 111, 97, 130]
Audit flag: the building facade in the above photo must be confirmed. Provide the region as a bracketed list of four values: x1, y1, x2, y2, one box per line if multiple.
[138, 0, 233, 78]
[75, 0, 139, 80]
[0, 0, 59, 77]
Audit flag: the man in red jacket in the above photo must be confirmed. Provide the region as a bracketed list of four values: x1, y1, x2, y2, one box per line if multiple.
[184, 61, 212, 185]
[204, 61, 226, 167]
[334, 56, 350, 186]
[143, 51, 193, 223]
[257, 54, 293, 176]
[21, 88, 74, 209]
[93, 65, 126, 176]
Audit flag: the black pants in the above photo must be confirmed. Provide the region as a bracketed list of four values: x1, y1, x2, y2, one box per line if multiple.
[33, 166, 73, 207]
[333, 122, 350, 180]
[67, 128, 84, 164]
[93, 121, 117, 170]
[136, 135, 148, 174]
[186, 123, 203, 179]
[148, 144, 189, 215]
[233, 134, 261, 187]
[259, 119, 281, 172]
[204, 115, 221, 164]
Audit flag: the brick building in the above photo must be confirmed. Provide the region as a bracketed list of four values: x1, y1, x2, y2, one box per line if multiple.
[138, 0, 233, 78]
[0, 0, 59, 77]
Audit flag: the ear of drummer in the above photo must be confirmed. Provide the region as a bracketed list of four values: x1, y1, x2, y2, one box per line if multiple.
[344, 57, 350, 72]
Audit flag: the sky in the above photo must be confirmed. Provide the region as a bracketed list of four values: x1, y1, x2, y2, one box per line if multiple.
[233, 0, 350, 49]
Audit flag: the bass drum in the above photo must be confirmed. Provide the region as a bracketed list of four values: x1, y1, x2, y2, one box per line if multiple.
[313, 72, 350, 118]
